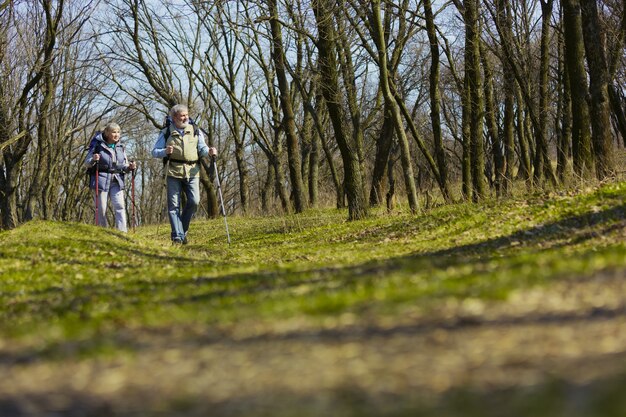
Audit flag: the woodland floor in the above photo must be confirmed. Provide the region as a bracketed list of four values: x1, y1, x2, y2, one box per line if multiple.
[2, 183, 626, 416]
[2, 270, 626, 416]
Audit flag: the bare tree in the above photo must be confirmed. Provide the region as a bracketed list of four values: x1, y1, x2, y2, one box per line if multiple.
[580, 0, 615, 179]
[454, 0, 486, 201]
[561, 0, 594, 177]
[266, 0, 307, 213]
[312, 0, 368, 220]
[366, 0, 419, 213]
[0, 0, 66, 229]
[424, 0, 452, 202]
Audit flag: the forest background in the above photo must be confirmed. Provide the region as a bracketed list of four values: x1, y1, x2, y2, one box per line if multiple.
[0, 0, 625, 228]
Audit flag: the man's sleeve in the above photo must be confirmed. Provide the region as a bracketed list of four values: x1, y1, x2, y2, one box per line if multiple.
[152, 130, 167, 158]
[197, 130, 210, 158]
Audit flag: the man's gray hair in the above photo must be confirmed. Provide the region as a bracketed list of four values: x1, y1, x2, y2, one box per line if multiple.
[169, 104, 189, 118]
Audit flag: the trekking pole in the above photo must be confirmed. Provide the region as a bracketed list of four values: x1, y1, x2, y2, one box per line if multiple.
[212, 155, 231, 245]
[131, 159, 136, 233]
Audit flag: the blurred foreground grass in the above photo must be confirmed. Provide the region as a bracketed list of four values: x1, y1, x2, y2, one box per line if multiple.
[1, 182, 626, 416]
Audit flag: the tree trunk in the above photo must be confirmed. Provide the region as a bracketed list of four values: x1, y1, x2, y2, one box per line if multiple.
[536, 0, 556, 186]
[370, 0, 418, 213]
[557, 32, 573, 182]
[386, 143, 398, 212]
[516, 87, 532, 181]
[271, 129, 291, 213]
[480, 42, 504, 196]
[313, 0, 367, 220]
[200, 157, 219, 218]
[461, 68, 472, 200]
[609, 85, 626, 147]
[580, 0, 615, 179]
[25, 66, 54, 221]
[308, 124, 320, 207]
[496, 0, 515, 194]
[464, 0, 486, 201]
[268, 0, 307, 213]
[232, 117, 250, 214]
[335, 8, 366, 186]
[607, 3, 626, 146]
[1, 0, 61, 229]
[261, 161, 275, 212]
[424, 0, 451, 203]
[369, 105, 394, 206]
[562, 0, 594, 177]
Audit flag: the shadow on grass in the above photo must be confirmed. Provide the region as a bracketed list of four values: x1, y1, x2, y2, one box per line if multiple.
[3, 202, 626, 317]
[425, 202, 626, 258]
[1, 370, 626, 417]
[1, 204, 626, 358]
[2, 207, 626, 416]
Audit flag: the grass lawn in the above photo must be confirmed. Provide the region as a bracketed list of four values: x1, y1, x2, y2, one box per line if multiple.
[1, 182, 626, 416]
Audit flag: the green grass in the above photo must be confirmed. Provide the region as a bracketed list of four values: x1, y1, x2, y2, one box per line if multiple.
[2, 181, 626, 416]
[2, 182, 626, 339]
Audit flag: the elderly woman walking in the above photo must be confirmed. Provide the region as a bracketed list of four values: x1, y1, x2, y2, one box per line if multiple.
[85, 122, 136, 232]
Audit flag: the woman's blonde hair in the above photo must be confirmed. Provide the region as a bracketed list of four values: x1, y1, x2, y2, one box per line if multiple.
[103, 122, 121, 135]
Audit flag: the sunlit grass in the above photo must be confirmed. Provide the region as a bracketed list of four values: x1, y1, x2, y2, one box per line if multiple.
[1, 181, 625, 348]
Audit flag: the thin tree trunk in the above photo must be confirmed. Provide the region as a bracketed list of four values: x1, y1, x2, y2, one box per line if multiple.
[369, 105, 394, 206]
[369, 0, 418, 213]
[495, 0, 518, 193]
[461, 66, 472, 200]
[268, 0, 307, 212]
[314, 90, 344, 209]
[392, 88, 451, 201]
[271, 130, 291, 213]
[25, 64, 54, 221]
[301, 109, 312, 199]
[536, 0, 557, 186]
[424, 0, 451, 203]
[386, 143, 398, 212]
[609, 86, 626, 147]
[516, 87, 532, 181]
[557, 33, 573, 182]
[335, 8, 366, 186]
[308, 125, 320, 207]
[480, 42, 504, 196]
[580, 0, 615, 179]
[1, 0, 62, 229]
[261, 161, 275, 212]
[313, 0, 367, 220]
[502, 67, 515, 193]
[465, 0, 486, 201]
[607, 3, 626, 146]
[562, 0, 594, 177]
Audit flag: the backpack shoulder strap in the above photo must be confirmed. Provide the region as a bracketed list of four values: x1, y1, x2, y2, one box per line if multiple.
[161, 127, 171, 143]
[91, 141, 102, 155]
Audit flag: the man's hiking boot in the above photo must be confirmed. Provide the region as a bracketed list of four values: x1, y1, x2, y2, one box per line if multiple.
[172, 238, 183, 245]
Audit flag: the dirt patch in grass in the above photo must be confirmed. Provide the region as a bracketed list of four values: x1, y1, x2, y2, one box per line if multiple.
[1, 268, 625, 417]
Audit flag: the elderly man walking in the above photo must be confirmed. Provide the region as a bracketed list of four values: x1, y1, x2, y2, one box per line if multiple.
[152, 104, 217, 244]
